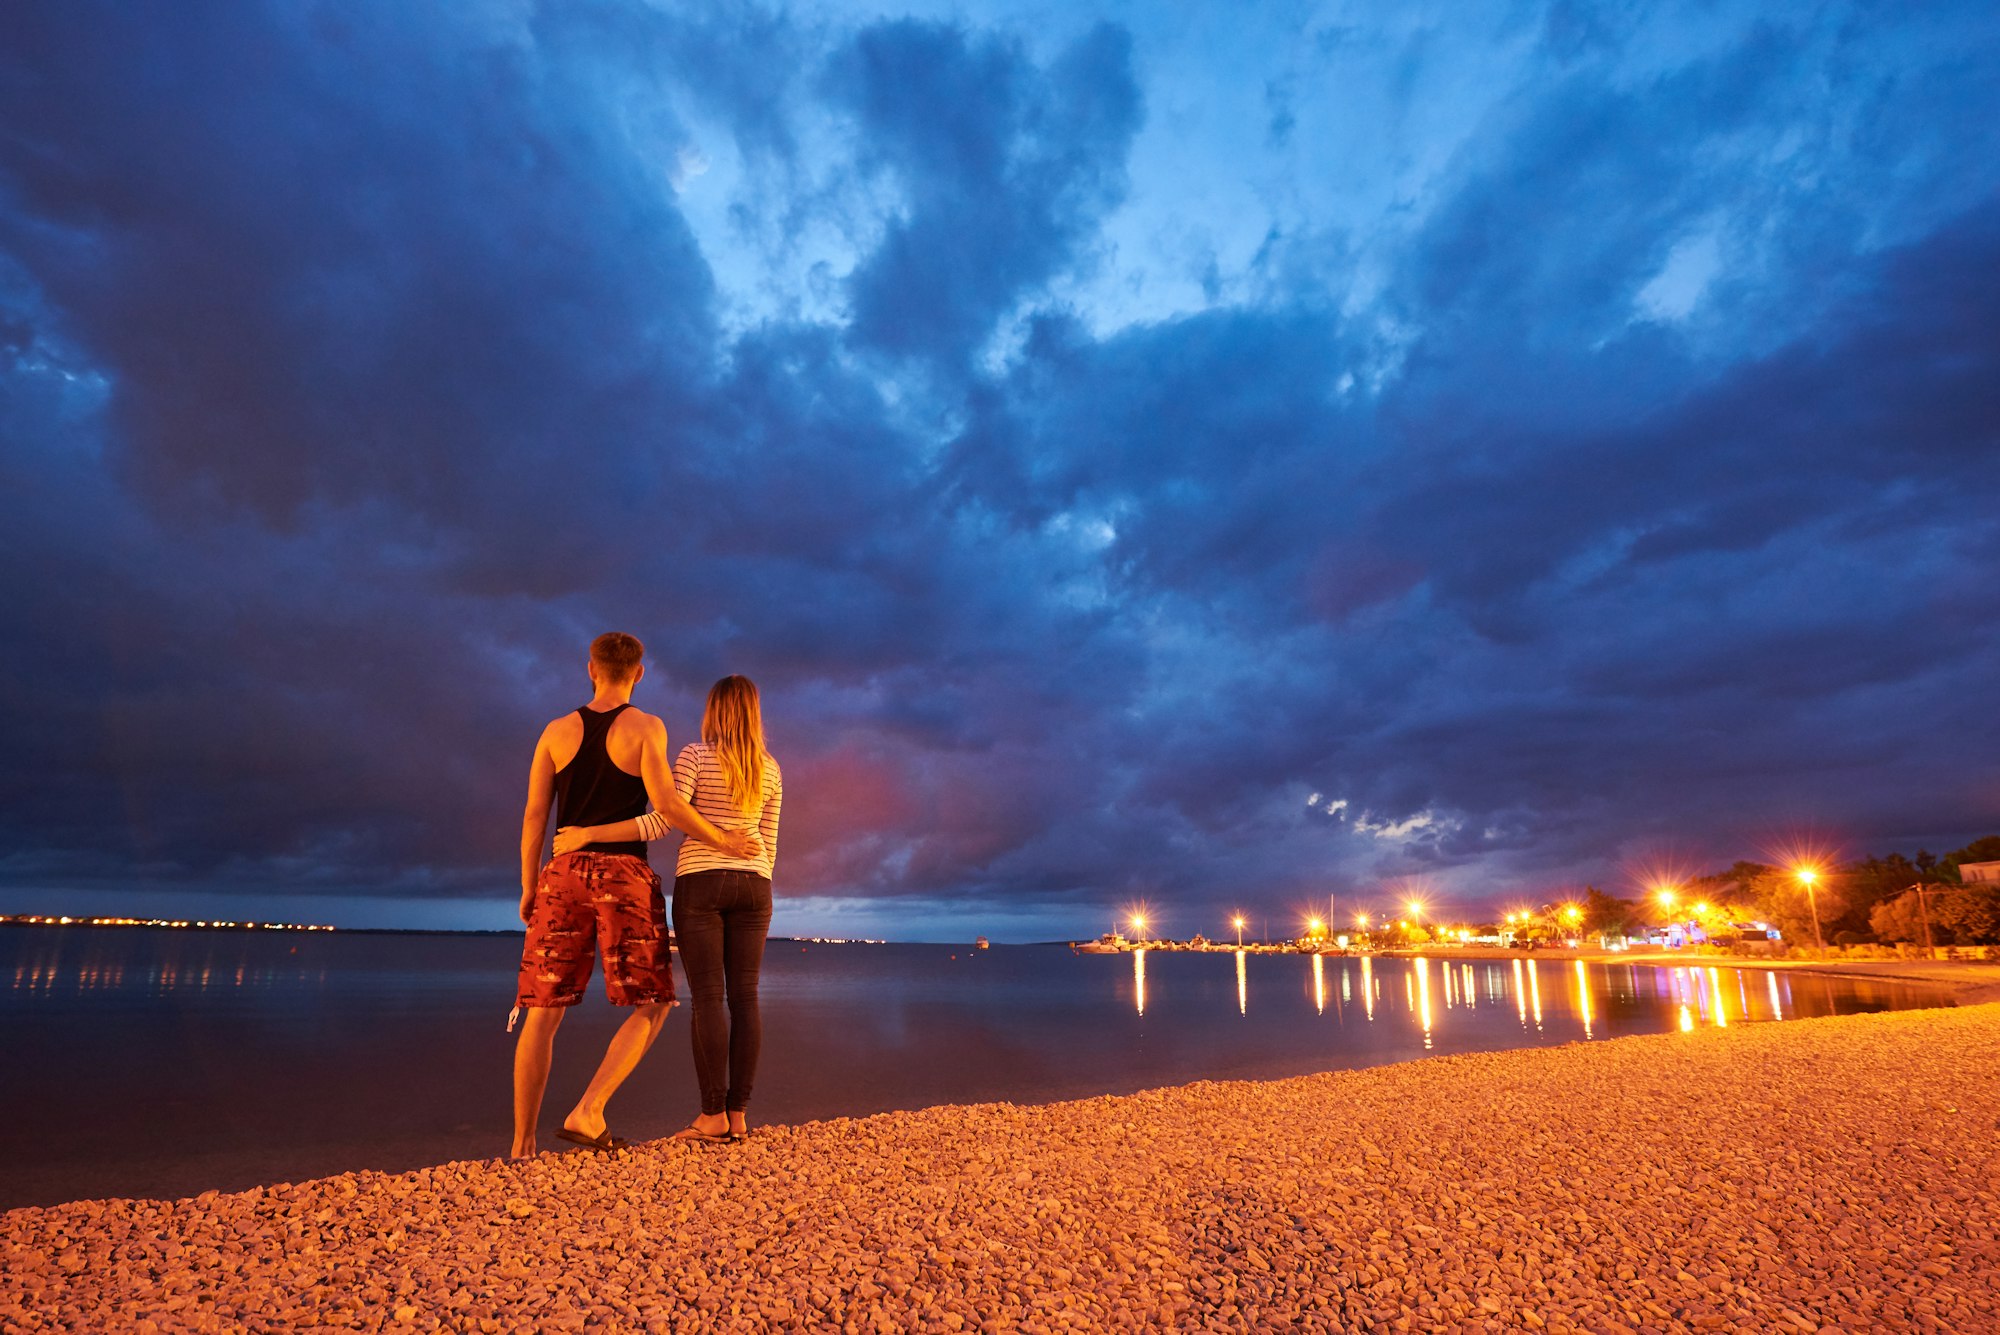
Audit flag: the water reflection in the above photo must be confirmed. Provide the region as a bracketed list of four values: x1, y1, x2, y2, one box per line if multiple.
[1414, 957, 1433, 1049]
[10, 941, 325, 994]
[8, 932, 1956, 1063]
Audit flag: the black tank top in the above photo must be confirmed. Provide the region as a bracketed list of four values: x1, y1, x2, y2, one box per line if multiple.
[554, 705, 648, 862]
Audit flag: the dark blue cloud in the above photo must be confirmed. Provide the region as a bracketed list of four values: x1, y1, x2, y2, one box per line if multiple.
[832, 19, 1140, 364]
[0, 0, 1995, 936]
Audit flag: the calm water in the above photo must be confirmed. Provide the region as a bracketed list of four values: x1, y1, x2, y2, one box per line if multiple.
[0, 927, 1955, 1207]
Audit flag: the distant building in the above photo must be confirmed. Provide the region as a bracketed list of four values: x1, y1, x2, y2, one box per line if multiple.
[1961, 860, 2000, 886]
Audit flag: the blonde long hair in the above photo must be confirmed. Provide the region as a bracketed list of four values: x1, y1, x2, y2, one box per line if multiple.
[702, 675, 768, 814]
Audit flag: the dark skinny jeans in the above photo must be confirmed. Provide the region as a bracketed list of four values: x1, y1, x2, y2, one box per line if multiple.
[670, 869, 773, 1116]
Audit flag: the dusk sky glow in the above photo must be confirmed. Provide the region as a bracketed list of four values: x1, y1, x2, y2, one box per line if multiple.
[2, 1, 1996, 939]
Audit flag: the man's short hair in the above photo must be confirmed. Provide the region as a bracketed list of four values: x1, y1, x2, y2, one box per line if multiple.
[590, 632, 645, 684]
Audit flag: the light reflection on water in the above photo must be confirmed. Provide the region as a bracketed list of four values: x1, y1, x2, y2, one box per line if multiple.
[8, 933, 1950, 1046]
[1415, 956, 1433, 1049]
[1096, 950, 1935, 1044]
[12, 943, 329, 995]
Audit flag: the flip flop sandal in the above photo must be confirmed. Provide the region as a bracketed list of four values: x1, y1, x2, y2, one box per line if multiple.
[670, 1124, 733, 1145]
[555, 1127, 629, 1152]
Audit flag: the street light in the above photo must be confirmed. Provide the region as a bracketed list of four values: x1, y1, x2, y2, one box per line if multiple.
[1232, 915, 1246, 949]
[1795, 868, 1824, 953]
[1130, 912, 1149, 945]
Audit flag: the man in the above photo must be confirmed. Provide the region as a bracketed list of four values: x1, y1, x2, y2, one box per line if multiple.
[510, 632, 760, 1157]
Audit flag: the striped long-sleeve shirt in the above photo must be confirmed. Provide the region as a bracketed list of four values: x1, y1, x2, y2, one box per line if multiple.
[651, 742, 780, 880]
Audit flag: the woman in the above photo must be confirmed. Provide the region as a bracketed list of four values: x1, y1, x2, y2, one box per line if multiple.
[554, 675, 782, 1144]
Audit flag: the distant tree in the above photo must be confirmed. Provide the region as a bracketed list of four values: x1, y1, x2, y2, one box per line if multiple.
[1581, 887, 1632, 937]
[1868, 891, 1931, 946]
[1752, 871, 1846, 949]
[1933, 887, 2000, 944]
[1688, 861, 1774, 903]
[1514, 912, 1554, 944]
[1846, 854, 1916, 899]
[1829, 855, 1916, 938]
[1939, 835, 2000, 885]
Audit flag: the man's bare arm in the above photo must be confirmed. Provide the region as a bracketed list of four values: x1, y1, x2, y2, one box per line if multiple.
[519, 728, 558, 923]
[636, 717, 760, 860]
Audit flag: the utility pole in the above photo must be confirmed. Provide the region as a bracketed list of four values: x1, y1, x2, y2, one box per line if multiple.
[1910, 882, 1934, 955]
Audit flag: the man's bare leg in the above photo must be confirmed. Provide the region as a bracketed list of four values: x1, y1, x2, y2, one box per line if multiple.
[563, 1001, 672, 1140]
[511, 1006, 567, 1158]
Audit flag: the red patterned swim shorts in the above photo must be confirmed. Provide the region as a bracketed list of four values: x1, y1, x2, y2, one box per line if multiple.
[516, 852, 675, 1008]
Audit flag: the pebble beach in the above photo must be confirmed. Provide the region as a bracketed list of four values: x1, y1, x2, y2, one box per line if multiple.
[6, 1001, 1997, 1334]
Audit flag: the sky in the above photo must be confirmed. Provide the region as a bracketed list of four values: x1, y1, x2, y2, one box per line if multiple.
[1, 0, 1996, 941]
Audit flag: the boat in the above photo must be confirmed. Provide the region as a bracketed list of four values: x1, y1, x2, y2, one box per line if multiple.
[1073, 931, 1130, 954]
[975, 936, 989, 950]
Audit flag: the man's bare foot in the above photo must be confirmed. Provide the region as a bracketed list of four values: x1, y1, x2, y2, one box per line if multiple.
[727, 1111, 747, 1137]
[560, 1095, 604, 1135]
[509, 1140, 538, 1159]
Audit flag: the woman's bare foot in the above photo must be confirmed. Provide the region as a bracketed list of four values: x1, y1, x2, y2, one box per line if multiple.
[672, 1111, 736, 1143]
[727, 1111, 747, 1138]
